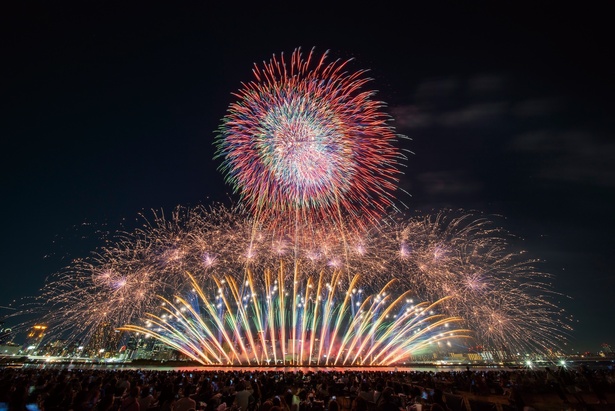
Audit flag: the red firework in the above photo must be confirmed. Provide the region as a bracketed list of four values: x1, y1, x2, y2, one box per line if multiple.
[215, 47, 405, 232]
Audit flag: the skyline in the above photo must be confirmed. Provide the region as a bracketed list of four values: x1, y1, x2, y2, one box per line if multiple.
[1, 3, 614, 353]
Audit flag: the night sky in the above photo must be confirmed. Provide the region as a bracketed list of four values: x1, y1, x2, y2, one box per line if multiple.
[2, 3, 614, 352]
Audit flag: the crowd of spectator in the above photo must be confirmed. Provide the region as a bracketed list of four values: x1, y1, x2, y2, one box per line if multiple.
[1, 365, 613, 411]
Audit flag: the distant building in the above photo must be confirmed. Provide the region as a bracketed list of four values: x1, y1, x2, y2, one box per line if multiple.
[151, 340, 179, 361]
[0, 342, 20, 356]
[45, 339, 68, 356]
[0, 321, 13, 344]
[23, 324, 47, 353]
[133, 334, 157, 359]
[86, 322, 123, 358]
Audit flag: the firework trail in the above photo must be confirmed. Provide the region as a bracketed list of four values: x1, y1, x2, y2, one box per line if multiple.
[120, 271, 471, 366]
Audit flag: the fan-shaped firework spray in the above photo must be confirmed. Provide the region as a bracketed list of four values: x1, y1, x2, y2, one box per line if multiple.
[121, 271, 471, 366]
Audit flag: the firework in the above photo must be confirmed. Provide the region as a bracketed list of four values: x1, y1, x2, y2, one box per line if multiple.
[26, 205, 569, 359]
[12, 49, 571, 364]
[391, 211, 571, 354]
[215, 47, 405, 231]
[120, 271, 470, 366]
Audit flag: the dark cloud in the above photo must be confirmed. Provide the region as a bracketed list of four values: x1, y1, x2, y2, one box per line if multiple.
[394, 75, 511, 130]
[414, 77, 460, 103]
[466, 74, 508, 95]
[390, 106, 433, 129]
[417, 170, 484, 197]
[509, 130, 615, 187]
[394, 101, 509, 130]
[438, 102, 508, 128]
[511, 98, 563, 118]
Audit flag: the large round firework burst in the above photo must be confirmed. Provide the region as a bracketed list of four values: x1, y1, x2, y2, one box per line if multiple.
[215, 47, 405, 231]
